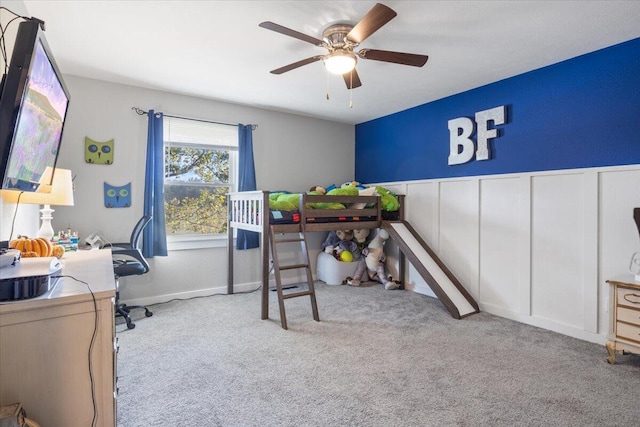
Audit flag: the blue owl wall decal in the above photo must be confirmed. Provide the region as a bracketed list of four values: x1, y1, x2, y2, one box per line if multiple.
[85, 137, 114, 164]
[104, 182, 131, 208]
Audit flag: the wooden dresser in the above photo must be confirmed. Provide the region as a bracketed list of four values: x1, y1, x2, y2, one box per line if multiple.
[0, 249, 116, 426]
[606, 275, 640, 364]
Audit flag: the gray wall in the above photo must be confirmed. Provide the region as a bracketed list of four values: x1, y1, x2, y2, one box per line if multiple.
[4, 74, 355, 303]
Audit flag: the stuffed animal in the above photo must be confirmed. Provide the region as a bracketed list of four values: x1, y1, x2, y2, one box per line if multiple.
[307, 185, 358, 209]
[269, 192, 300, 211]
[322, 230, 353, 253]
[322, 230, 358, 260]
[309, 185, 326, 194]
[341, 181, 366, 190]
[352, 229, 370, 252]
[327, 186, 359, 196]
[346, 229, 400, 290]
[332, 240, 358, 260]
[375, 186, 400, 212]
[323, 182, 363, 193]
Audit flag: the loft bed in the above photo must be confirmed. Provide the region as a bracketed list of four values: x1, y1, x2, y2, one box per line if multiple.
[227, 190, 405, 323]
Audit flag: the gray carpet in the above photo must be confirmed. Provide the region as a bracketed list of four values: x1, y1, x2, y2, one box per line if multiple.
[116, 283, 640, 427]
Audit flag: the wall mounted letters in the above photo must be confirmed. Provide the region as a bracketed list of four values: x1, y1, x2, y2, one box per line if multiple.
[448, 105, 506, 166]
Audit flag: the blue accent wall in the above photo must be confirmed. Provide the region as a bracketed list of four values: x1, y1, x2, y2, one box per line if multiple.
[355, 38, 640, 183]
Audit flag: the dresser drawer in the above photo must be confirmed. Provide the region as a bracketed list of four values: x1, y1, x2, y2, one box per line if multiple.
[617, 287, 640, 309]
[617, 321, 640, 343]
[618, 306, 640, 326]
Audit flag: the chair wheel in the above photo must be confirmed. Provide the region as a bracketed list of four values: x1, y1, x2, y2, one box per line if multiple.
[126, 322, 136, 330]
[145, 310, 153, 317]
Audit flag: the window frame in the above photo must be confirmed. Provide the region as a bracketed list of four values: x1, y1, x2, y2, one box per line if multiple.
[163, 119, 238, 251]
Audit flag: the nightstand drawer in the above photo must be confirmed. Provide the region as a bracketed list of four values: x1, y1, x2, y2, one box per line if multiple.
[617, 287, 640, 309]
[617, 321, 640, 343]
[618, 307, 640, 326]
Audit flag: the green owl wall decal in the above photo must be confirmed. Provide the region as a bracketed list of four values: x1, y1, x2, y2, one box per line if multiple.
[85, 137, 114, 164]
[104, 182, 131, 208]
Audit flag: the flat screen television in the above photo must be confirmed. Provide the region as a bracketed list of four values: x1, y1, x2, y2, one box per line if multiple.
[0, 19, 70, 192]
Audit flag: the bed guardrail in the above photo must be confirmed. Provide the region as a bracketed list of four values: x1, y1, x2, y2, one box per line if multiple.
[228, 190, 267, 233]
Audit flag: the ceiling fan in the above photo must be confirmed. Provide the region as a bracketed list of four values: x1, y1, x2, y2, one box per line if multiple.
[259, 3, 429, 90]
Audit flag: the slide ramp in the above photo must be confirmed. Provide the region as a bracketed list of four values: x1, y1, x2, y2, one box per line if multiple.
[383, 220, 479, 319]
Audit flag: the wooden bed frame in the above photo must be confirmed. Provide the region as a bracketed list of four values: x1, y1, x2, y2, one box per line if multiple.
[227, 191, 405, 321]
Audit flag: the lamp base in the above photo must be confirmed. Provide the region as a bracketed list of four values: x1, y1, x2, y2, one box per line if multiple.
[38, 204, 55, 240]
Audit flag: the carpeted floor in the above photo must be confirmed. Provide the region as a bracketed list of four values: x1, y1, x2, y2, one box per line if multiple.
[115, 282, 640, 426]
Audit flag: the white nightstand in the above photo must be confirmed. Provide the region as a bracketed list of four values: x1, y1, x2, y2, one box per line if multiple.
[606, 275, 640, 364]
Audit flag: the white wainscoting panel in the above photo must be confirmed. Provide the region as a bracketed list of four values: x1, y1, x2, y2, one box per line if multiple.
[406, 182, 439, 250]
[405, 182, 439, 296]
[517, 176, 532, 316]
[598, 169, 640, 335]
[375, 165, 639, 344]
[582, 171, 599, 333]
[479, 177, 522, 314]
[439, 180, 480, 300]
[531, 173, 585, 328]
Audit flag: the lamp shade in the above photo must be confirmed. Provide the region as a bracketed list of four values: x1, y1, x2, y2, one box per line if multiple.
[1, 167, 74, 206]
[324, 50, 357, 75]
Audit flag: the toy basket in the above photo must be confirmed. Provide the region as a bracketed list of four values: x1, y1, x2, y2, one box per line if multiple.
[316, 252, 358, 285]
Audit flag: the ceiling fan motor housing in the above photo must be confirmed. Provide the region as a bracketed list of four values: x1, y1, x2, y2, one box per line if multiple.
[322, 24, 356, 50]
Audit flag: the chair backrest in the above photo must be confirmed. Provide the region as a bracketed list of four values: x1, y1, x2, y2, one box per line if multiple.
[112, 215, 153, 278]
[130, 215, 153, 249]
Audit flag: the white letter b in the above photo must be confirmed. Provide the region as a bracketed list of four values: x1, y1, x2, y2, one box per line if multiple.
[448, 117, 475, 165]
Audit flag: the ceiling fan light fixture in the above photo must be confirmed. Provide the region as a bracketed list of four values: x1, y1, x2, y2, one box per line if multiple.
[323, 50, 357, 75]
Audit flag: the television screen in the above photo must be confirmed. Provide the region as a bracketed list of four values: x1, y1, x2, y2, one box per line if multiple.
[0, 19, 70, 192]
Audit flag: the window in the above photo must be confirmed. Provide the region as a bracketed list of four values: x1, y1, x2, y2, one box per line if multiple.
[163, 117, 237, 244]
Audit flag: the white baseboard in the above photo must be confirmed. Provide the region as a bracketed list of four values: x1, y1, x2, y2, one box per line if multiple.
[477, 302, 607, 345]
[121, 280, 262, 307]
[120, 276, 306, 307]
[401, 287, 607, 346]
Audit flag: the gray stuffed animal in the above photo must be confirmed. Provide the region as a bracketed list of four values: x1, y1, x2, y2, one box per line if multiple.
[322, 230, 359, 260]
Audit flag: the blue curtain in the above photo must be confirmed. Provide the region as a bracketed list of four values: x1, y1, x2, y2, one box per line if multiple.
[143, 110, 168, 257]
[236, 124, 259, 250]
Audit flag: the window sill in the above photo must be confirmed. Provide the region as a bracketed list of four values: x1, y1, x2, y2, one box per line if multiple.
[167, 234, 230, 251]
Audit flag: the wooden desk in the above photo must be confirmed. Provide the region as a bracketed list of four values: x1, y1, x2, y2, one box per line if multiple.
[0, 249, 116, 426]
[606, 275, 640, 364]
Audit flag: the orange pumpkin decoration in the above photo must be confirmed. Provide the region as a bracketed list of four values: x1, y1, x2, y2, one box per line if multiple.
[20, 251, 39, 258]
[51, 245, 65, 259]
[9, 236, 53, 257]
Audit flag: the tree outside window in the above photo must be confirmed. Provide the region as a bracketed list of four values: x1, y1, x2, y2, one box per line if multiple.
[163, 117, 237, 236]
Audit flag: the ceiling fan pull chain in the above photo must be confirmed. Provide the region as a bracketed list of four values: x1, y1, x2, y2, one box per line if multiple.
[326, 70, 331, 100]
[349, 72, 353, 108]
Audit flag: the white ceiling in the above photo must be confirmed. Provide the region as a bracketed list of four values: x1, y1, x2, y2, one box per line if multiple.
[17, 1, 640, 125]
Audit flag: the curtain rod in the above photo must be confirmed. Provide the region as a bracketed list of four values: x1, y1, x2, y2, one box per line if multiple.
[131, 107, 257, 130]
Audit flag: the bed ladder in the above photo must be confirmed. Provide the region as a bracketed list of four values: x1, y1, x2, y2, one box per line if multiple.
[269, 225, 319, 330]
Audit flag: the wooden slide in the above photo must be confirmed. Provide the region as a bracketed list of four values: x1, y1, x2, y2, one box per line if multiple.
[382, 220, 479, 319]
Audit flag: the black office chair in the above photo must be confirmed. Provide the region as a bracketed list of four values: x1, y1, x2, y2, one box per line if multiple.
[104, 215, 153, 329]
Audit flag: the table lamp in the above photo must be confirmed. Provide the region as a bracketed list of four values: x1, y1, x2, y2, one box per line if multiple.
[0, 167, 75, 239]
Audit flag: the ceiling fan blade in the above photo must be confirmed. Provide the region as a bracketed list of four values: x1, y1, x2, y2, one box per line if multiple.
[346, 3, 397, 44]
[270, 56, 324, 74]
[259, 21, 324, 46]
[359, 49, 428, 67]
[343, 69, 362, 89]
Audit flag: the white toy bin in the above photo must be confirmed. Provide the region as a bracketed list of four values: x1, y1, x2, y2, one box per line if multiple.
[316, 252, 358, 285]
